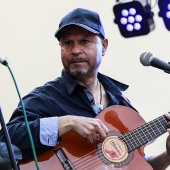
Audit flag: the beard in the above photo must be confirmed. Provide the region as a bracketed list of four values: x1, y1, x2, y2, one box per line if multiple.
[68, 58, 89, 76]
[69, 68, 88, 76]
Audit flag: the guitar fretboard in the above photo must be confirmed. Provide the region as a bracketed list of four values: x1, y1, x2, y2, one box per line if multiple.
[119, 115, 169, 152]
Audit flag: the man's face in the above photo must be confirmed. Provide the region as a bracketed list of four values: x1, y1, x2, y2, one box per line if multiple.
[59, 25, 107, 77]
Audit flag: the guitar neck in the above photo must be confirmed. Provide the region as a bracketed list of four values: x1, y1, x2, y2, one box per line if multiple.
[119, 115, 169, 152]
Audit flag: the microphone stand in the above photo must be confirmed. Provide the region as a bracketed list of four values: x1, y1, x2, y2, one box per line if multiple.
[0, 106, 18, 170]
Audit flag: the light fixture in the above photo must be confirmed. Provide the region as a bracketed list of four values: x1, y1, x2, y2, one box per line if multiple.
[113, 0, 155, 38]
[158, 0, 170, 31]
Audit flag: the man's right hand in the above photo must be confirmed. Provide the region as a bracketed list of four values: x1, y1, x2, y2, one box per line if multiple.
[58, 115, 109, 143]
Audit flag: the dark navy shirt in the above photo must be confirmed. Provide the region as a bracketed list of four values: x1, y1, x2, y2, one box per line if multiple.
[0, 69, 136, 160]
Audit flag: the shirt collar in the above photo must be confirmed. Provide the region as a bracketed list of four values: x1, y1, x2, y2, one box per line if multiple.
[61, 69, 78, 95]
[98, 72, 129, 95]
[61, 69, 129, 95]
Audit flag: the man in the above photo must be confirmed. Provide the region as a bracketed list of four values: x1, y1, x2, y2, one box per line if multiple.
[0, 8, 170, 170]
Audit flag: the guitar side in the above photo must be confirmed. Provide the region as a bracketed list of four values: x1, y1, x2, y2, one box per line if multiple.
[19, 105, 153, 170]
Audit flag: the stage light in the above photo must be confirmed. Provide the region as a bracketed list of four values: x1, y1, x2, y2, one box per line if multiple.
[158, 0, 170, 31]
[113, 0, 155, 38]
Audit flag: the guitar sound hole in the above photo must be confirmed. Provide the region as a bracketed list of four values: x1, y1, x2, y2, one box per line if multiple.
[97, 130, 134, 168]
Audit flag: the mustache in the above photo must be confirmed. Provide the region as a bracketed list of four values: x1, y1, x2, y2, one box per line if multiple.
[68, 56, 88, 63]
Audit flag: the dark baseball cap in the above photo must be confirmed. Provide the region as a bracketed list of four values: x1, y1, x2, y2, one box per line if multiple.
[54, 8, 105, 41]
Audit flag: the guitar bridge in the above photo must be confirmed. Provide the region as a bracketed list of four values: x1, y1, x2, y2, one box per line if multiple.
[54, 148, 75, 170]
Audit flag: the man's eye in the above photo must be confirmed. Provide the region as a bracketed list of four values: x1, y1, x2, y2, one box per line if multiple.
[82, 40, 90, 44]
[65, 41, 72, 45]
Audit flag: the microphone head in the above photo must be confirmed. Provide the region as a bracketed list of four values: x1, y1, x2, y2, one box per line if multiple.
[0, 55, 6, 63]
[0, 55, 8, 66]
[140, 52, 154, 66]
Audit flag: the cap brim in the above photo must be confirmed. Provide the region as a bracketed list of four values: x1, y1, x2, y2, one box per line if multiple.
[54, 23, 100, 41]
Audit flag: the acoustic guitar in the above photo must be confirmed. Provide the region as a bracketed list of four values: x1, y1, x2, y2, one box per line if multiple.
[18, 105, 169, 170]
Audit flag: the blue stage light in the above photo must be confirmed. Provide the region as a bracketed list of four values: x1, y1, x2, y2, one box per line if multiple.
[113, 0, 155, 38]
[158, 0, 170, 31]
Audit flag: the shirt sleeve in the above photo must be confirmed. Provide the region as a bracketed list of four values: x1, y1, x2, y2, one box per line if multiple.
[0, 142, 22, 161]
[40, 117, 59, 146]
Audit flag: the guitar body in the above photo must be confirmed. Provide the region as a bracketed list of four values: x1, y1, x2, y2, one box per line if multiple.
[19, 105, 153, 170]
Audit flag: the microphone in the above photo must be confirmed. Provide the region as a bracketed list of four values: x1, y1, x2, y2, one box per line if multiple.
[140, 52, 170, 74]
[0, 55, 8, 66]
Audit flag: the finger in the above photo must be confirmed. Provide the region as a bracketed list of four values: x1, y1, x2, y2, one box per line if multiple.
[95, 126, 108, 142]
[95, 119, 109, 134]
[95, 120, 109, 138]
[167, 128, 170, 134]
[92, 132, 100, 142]
[84, 130, 100, 143]
[100, 122, 109, 134]
[165, 113, 170, 120]
[84, 131, 93, 143]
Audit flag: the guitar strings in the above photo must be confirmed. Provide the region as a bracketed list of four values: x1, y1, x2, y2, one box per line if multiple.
[69, 146, 110, 169]
[73, 150, 101, 168]
[75, 157, 107, 170]
[73, 152, 104, 169]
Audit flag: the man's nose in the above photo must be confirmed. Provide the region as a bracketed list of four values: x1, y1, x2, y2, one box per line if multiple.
[72, 42, 82, 54]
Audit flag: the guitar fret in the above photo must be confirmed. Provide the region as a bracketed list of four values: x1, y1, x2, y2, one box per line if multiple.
[119, 115, 169, 152]
[125, 132, 138, 150]
[146, 122, 158, 138]
[133, 128, 145, 144]
[119, 133, 133, 152]
[129, 130, 142, 149]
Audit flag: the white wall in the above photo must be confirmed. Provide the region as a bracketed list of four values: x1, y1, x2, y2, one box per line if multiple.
[0, 0, 170, 168]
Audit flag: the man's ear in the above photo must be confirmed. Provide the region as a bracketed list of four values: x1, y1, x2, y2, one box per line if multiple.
[102, 39, 108, 56]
